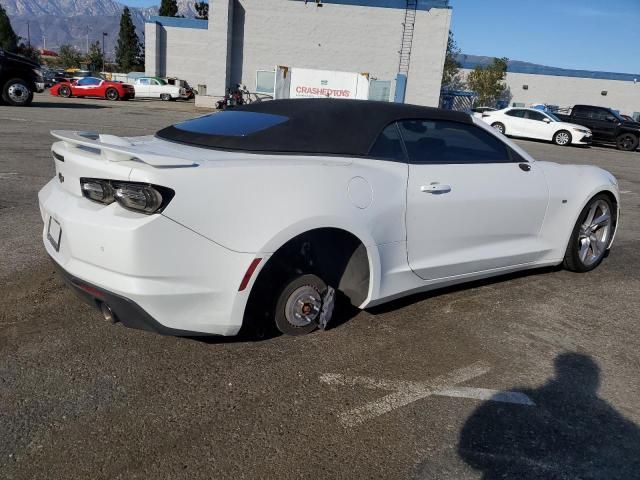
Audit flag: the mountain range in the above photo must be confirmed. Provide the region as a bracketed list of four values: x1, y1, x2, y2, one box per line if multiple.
[2, 0, 200, 56]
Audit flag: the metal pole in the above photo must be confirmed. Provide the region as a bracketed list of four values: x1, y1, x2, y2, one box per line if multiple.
[27, 22, 31, 47]
[102, 33, 106, 73]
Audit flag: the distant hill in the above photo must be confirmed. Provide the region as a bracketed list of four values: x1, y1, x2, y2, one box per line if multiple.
[2, 0, 201, 57]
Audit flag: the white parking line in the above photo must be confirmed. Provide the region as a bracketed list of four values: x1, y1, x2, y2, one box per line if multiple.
[320, 362, 535, 427]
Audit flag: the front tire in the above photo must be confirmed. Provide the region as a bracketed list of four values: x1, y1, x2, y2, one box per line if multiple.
[553, 130, 572, 146]
[2, 78, 34, 106]
[105, 88, 119, 101]
[491, 122, 505, 134]
[616, 133, 638, 151]
[563, 194, 614, 272]
[274, 274, 332, 336]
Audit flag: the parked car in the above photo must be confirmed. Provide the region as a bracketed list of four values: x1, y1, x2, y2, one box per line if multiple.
[39, 99, 619, 337]
[482, 107, 593, 146]
[50, 77, 135, 101]
[470, 106, 496, 118]
[554, 105, 640, 151]
[0, 48, 45, 106]
[133, 77, 189, 101]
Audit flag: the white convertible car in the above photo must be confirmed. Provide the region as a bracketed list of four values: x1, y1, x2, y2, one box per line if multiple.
[481, 107, 593, 146]
[38, 100, 619, 337]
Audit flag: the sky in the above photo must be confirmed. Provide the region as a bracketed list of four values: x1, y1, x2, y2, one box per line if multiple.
[449, 0, 640, 74]
[123, 0, 640, 74]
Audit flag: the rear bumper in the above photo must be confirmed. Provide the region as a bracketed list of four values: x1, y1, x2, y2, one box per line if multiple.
[38, 178, 258, 336]
[52, 258, 217, 336]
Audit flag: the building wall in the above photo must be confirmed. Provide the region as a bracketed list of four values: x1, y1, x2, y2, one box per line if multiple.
[228, 0, 450, 106]
[145, 22, 210, 89]
[460, 69, 640, 116]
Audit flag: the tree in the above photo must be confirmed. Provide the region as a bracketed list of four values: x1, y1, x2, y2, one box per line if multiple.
[0, 2, 18, 52]
[441, 31, 461, 88]
[17, 43, 41, 63]
[159, 0, 178, 17]
[58, 44, 83, 68]
[466, 57, 508, 106]
[115, 7, 142, 72]
[86, 41, 103, 72]
[194, 2, 208, 20]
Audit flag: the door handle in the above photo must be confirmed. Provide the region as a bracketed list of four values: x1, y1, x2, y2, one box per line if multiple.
[420, 184, 451, 194]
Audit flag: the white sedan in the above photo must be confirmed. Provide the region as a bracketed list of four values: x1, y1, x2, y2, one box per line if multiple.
[132, 76, 189, 101]
[481, 107, 593, 146]
[38, 100, 619, 337]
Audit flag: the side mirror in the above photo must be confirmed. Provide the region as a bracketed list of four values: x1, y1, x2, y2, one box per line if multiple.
[606, 115, 617, 123]
[543, 117, 551, 123]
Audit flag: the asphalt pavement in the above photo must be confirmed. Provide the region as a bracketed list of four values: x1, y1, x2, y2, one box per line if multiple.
[1, 95, 639, 479]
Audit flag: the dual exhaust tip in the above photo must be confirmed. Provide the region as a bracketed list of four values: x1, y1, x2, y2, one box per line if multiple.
[100, 302, 118, 324]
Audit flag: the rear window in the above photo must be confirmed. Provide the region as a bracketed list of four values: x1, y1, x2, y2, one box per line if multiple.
[172, 111, 289, 137]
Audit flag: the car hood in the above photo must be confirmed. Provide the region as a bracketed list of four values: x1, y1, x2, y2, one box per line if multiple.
[0, 49, 40, 68]
[621, 120, 640, 130]
[558, 121, 591, 131]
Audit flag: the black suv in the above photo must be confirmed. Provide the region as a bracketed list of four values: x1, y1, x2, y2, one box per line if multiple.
[555, 105, 640, 151]
[0, 48, 45, 106]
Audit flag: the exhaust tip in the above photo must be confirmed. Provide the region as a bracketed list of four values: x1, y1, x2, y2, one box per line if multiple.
[100, 302, 118, 324]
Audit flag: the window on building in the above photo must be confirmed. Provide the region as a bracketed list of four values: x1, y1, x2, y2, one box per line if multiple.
[256, 70, 276, 95]
[368, 123, 405, 161]
[368, 80, 391, 102]
[398, 120, 511, 164]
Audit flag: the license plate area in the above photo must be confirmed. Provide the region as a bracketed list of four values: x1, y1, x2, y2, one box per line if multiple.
[47, 216, 62, 252]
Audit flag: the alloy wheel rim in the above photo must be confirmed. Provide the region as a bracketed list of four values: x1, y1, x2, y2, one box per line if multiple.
[8, 83, 29, 103]
[107, 90, 117, 100]
[556, 132, 569, 145]
[285, 285, 322, 327]
[578, 200, 611, 266]
[621, 135, 633, 149]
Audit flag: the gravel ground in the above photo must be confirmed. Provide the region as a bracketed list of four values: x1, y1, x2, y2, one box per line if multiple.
[1, 95, 639, 480]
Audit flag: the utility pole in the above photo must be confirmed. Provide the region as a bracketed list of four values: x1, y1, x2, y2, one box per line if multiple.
[102, 32, 108, 73]
[27, 22, 31, 47]
[86, 26, 89, 54]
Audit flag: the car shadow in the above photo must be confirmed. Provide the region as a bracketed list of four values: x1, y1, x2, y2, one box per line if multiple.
[456, 353, 640, 479]
[32, 101, 110, 109]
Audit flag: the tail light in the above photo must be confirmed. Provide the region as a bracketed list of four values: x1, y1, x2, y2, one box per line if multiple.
[80, 178, 174, 214]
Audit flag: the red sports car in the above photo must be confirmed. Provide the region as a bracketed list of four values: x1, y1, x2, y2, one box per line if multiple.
[50, 77, 135, 101]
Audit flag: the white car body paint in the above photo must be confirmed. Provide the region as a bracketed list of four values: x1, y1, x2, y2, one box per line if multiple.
[38, 115, 619, 336]
[481, 108, 593, 145]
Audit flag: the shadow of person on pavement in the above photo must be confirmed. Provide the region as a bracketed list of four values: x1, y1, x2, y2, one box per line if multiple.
[458, 353, 640, 479]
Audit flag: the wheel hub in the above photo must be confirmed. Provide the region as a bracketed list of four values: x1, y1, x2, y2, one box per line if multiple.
[578, 199, 612, 266]
[8, 84, 28, 102]
[285, 285, 322, 327]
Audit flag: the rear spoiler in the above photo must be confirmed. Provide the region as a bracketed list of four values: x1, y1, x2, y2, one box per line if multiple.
[51, 130, 198, 168]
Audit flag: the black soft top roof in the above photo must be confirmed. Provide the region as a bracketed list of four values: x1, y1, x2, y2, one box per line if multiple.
[156, 99, 472, 156]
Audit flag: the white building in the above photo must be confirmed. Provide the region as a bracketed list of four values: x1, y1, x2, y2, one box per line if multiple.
[145, 0, 452, 107]
[459, 63, 640, 118]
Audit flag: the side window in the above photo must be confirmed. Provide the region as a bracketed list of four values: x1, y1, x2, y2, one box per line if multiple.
[139, 78, 149, 85]
[525, 110, 546, 121]
[151, 79, 160, 86]
[368, 123, 406, 162]
[506, 109, 525, 118]
[573, 107, 590, 118]
[593, 109, 610, 121]
[398, 120, 511, 164]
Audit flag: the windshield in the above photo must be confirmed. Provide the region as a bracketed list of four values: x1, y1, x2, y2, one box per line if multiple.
[156, 78, 167, 85]
[546, 112, 562, 122]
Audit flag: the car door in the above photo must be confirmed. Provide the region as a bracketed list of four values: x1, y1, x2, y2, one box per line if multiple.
[401, 119, 549, 281]
[136, 78, 151, 97]
[149, 79, 163, 98]
[73, 77, 100, 97]
[524, 110, 555, 141]
[588, 108, 618, 140]
[502, 109, 527, 136]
